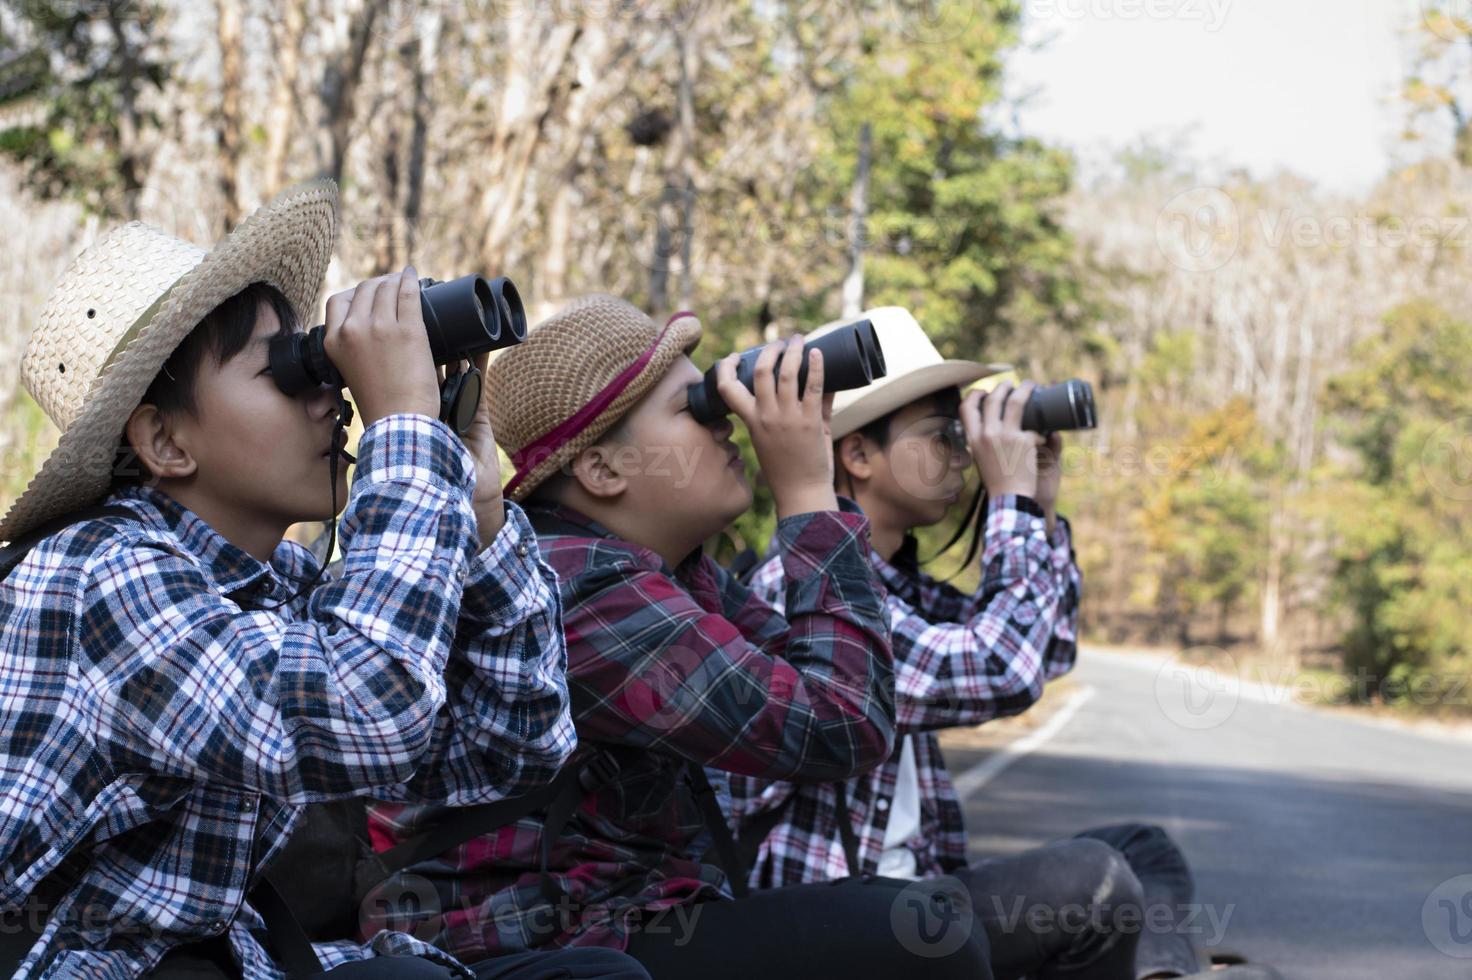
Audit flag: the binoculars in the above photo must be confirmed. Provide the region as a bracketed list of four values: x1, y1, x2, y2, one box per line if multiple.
[940, 379, 1097, 450]
[1017, 379, 1097, 433]
[269, 274, 526, 434]
[687, 319, 888, 425]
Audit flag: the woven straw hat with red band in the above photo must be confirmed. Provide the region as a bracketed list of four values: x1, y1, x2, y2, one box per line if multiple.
[487, 294, 702, 503]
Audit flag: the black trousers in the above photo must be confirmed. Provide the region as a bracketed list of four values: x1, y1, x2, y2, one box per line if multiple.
[624, 875, 992, 980]
[146, 937, 651, 980]
[955, 823, 1202, 980]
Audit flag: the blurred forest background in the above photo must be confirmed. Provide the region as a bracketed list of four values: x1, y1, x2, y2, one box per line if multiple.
[3, 0, 1472, 716]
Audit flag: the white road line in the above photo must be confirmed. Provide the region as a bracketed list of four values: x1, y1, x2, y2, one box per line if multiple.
[953, 686, 1097, 800]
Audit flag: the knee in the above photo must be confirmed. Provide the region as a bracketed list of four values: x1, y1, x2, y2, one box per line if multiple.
[1062, 838, 1144, 912]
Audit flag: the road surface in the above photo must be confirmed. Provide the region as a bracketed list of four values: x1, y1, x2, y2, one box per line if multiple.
[944, 648, 1472, 980]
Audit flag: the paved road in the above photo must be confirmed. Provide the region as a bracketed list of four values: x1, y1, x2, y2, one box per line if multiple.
[943, 648, 1472, 980]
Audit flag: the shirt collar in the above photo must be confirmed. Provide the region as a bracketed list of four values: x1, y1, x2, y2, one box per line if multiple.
[524, 501, 702, 576]
[106, 484, 299, 599]
[870, 532, 922, 595]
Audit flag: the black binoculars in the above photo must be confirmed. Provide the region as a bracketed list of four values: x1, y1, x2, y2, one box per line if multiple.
[1017, 379, 1097, 432]
[943, 379, 1096, 441]
[687, 319, 888, 425]
[269, 274, 526, 434]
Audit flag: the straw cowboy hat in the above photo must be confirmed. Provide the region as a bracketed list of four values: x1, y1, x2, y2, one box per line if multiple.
[809, 307, 1011, 439]
[487, 294, 702, 503]
[0, 179, 339, 544]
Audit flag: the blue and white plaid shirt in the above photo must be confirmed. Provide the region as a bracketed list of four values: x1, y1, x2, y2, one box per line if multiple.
[0, 414, 576, 979]
[732, 495, 1079, 886]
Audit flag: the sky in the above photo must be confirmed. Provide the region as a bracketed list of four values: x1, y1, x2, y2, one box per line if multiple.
[1003, 0, 1431, 194]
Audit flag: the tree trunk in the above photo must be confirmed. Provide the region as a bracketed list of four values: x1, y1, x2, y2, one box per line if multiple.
[316, 0, 380, 185]
[841, 122, 871, 318]
[215, 0, 245, 227]
[263, 0, 307, 197]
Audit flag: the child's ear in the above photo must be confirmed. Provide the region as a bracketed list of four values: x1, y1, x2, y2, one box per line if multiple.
[836, 432, 874, 483]
[571, 444, 626, 500]
[124, 404, 198, 481]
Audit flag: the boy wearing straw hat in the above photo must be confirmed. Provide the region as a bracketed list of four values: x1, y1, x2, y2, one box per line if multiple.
[0, 185, 651, 980]
[364, 295, 992, 978]
[733, 308, 1268, 980]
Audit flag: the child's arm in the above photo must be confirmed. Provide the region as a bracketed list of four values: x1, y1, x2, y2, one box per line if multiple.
[564, 507, 894, 783]
[382, 501, 577, 805]
[77, 415, 480, 802]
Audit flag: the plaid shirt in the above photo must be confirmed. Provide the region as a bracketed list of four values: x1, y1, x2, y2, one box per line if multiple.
[366, 502, 895, 958]
[0, 414, 575, 980]
[731, 494, 1080, 886]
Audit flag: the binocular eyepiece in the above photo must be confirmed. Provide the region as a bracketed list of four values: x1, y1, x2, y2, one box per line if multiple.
[687, 318, 888, 425]
[269, 274, 527, 397]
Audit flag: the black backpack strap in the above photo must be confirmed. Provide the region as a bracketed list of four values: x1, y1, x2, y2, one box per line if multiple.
[734, 780, 864, 881]
[0, 505, 136, 582]
[831, 782, 863, 876]
[349, 750, 622, 915]
[249, 878, 326, 978]
[684, 762, 751, 899]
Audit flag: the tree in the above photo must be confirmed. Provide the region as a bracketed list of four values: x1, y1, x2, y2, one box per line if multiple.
[0, 0, 169, 217]
[1322, 300, 1472, 706]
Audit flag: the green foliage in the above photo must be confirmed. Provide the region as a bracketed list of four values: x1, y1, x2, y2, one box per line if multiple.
[1322, 300, 1472, 706]
[0, 0, 168, 216]
[822, 0, 1079, 359]
[1138, 397, 1273, 642]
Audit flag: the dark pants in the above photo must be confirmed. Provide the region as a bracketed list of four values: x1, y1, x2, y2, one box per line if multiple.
[955, 823, 1201, 980]
[147, 938, 651, 980]
[625, 875, 992, 980]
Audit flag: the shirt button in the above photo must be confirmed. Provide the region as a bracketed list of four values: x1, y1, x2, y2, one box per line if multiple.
[516, 542, 529, 559]
[209, 920, 227, 933]
[875, 798, 889, 811]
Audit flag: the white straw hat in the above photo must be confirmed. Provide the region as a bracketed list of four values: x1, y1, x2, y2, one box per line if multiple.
[0, 179, 339, 544]
[810, 307, 1011, 439]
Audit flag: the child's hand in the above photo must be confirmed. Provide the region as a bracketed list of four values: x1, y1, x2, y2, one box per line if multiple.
[717, 335, 838, 518]
[960, 380, 1045, 501]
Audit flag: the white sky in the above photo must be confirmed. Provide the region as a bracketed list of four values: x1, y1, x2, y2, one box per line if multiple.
[1004, 0, 1431, 194]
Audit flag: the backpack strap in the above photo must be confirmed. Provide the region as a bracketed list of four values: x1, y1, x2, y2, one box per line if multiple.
[249, 878, 326, 978]
[0, 505, 137, 583]
[340, 750, 623, 932]
[733, 780, 864, 884]
[684, 762, 751, 899]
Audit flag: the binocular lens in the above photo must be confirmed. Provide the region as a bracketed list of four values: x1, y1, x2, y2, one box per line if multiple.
[1019, 379, 1097, 433]
[421, 274, 526, 364]
[686, 318, 887, 425]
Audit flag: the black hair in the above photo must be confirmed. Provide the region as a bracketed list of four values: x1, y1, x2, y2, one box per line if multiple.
[850, 387, 963, 450]
[836, 385, 983, 572]
[112, 281, 298, 489]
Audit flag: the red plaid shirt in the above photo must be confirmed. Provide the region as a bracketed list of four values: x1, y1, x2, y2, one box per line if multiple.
[366, 503, 895, 957]
[730, 495, 1080, 886]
